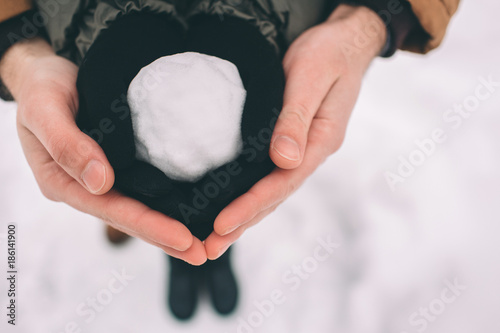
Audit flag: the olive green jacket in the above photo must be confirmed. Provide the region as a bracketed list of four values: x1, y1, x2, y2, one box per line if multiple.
[31, 0, 332, 64]
[1, 0, 461, 64]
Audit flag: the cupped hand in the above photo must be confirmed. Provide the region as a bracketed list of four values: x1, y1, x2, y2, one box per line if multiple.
[1, 38, 206, 265]
[204, 4, 388, 259]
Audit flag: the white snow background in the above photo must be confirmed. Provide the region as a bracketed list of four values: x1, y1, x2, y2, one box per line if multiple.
[1, 1, 499, 332]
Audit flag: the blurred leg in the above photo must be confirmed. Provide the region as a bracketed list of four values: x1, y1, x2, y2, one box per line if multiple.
[203, 246, 239, 315]
[167, 254, 200, 320]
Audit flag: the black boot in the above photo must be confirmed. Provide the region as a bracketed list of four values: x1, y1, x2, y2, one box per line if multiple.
[167, 255, 200, 320]
[204, 247, 239, 315]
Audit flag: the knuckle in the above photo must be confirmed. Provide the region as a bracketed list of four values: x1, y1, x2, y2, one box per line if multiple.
[17, 100, 44, 127]
[97, 209, 113, 227]
[127, 207, 151, 237]
[98, 195, 121, 227]
[76, 139, 95, 158]
[32, 165, 61, 202]
[285, 180, 299, 198]
[268, 204, 279, 215]
[38, 183, 59, 202]
[326, 124, 345, 154]
[281, 103, 311, 131]
[48, 135, 80, 169]
[17, 104, 32, 124]
[313, 118, 345, 155]
[329, 133, 345, 154]
[276, 173, 296, 199]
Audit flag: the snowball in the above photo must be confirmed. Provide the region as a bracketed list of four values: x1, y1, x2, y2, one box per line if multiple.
[127, 52, 246, 182]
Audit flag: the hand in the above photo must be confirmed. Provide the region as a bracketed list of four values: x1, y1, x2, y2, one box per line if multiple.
[203, 4, 388, 259]
[0, 38, 207, 265]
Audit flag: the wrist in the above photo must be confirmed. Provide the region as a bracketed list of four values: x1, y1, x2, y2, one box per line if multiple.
[0, 37, 55, 100]
[326, 4, 387, 62]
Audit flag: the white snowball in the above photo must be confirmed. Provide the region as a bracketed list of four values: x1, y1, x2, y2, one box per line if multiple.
[127, 52, 246, 182]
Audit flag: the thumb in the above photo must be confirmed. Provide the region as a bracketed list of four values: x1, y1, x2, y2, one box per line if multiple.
[270, 103, 310, 169]
[25, 105, 115, 195]
[270, 62, 334, 169]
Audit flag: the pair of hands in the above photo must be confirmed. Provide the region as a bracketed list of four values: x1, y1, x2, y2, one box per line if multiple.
[0, 5, 386, 265]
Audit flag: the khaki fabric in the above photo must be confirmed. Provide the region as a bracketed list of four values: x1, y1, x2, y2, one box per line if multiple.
[0, 0, 32, 22]
[404, 0, 461, 53]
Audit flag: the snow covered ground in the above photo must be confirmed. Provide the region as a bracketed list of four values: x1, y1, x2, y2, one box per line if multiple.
[1, 1, 499, 332]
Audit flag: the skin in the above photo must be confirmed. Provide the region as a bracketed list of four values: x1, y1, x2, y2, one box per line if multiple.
[0, 39, 207, 265]
[0, 4, 386, 264]
[204, 5, 387, 259]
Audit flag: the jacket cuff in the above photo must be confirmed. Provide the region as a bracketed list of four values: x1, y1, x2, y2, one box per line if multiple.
[337, 0, 424, 57]
[0, 9, 48, 101]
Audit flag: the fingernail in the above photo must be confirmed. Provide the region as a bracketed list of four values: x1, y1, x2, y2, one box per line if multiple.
[82, 160, 106, 194]
[215, 243, 231, 260]
[176, 235, 195, 252]
[272, 136, 300, 161]
[221, 224, 240, 236]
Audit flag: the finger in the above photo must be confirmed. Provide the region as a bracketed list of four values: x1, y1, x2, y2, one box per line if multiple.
[213, 169, 288, 236]
[311, 75, 360, 155]
[270, 58, 339, 169]
[155, 238, 207, 266]
[67, 185, 195, 252]
[205, 204, 278, 259]
[114, 225, 206, 265]
[82, 190, 195, 253]
[99, 219, 207, 265]
[214, 132, 326, 236]
[20, 99, 114, 195]
[204, 225, 246, 260]
[20, 128, 195, 252]
[213, 77, 357, 237]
